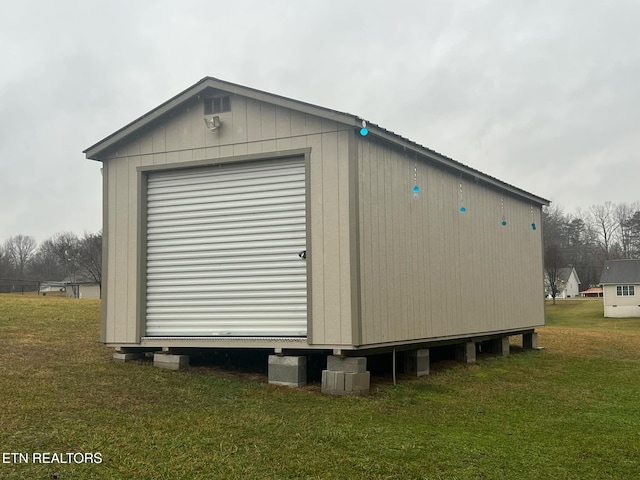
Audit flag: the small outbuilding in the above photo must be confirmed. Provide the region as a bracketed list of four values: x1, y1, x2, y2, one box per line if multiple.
[84, 77, 548, 394]
[600, 259, 640, 318]
[66, 281, 101, 299]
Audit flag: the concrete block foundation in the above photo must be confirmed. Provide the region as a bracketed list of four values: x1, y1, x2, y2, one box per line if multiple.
[113, 352, 144, 362]
[523, 332, 538, 349]
[455, 342, 477, 363]
[322, 356, 370, 396]
[321, 370, 345, 392]
[404, 349, 430, 376]
[268, 355, 307, 387]
[345, 371, 371, 394]
[153, 353, 189, 370]
[326, 355, 366, 373]
[491, 336, 510, 356]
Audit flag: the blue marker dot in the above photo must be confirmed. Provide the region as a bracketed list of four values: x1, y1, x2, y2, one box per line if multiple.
[501, 220, 507, 226]
[460, 206, 466, 213]
[531, 223, 537, 230]
[360, 127, 369, 136]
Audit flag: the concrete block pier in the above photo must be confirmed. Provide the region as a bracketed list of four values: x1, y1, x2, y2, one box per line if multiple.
[405, 349, 430, 376]
[268, 355, 307, 387]
[322, 356, 370, 396]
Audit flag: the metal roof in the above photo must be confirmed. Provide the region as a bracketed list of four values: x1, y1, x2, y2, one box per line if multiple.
[600, 259, 640, 284]
[84, 76, 549, 206]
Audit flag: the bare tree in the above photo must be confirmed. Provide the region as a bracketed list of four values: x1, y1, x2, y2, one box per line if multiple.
[589, 202, 619, 260]
[615, 202, 640, 259]
[77, 231, 102, 293]
[3, 235, 37, 278]
[29, 238, 65, 280]
[541, 202, 639, 296]
[624, 210, 640, 259]
[0, 244, 11, 277]
[543, 206, 568, 304]
[544, 243, 565, 305]
[565, 209, 602, 287]
[50, 232, 81, 281]
[542, 204, 567, 246]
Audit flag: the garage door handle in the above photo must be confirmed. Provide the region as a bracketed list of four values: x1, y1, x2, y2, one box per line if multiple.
[298, 250, 306, 260]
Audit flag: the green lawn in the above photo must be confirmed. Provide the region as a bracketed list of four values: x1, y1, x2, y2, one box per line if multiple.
[1, 296, 639, 479]
[546, 298, 640, 331]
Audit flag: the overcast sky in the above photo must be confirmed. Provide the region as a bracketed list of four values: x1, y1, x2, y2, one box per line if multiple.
[1, 0, 638, 244]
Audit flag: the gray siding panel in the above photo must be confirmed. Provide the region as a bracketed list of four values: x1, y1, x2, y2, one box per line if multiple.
[145, 158, 307, 337]
[358, 138, 545, 346]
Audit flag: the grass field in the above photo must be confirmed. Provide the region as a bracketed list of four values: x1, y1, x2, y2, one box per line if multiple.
[1, 296, 640, 479]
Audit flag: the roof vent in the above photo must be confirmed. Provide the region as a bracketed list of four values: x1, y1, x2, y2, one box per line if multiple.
[204, 96, 230, 115]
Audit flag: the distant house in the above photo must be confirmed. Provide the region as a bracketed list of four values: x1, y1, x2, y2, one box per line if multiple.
[545, 267, 581, 299]
[66, 282, 101, 299]
[600, 259, 640, 318]
[39, 281, 66, 295]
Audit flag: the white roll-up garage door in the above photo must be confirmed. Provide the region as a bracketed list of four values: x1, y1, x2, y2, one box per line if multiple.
[145, 158, 307, 337]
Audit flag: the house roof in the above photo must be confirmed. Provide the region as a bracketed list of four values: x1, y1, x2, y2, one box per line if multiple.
[600, 259, 640, 284]
[84, 76, 549, 206]
[558, 267, 580, 284]
[580, 287, 603, 294]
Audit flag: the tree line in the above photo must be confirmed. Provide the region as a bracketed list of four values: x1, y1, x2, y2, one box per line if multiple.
[543, 201, 640, 299]
[0, 232, 102, 292]
[2, 201, 638, 298]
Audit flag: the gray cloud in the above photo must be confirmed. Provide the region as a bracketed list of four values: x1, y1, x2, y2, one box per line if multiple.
[1, 0, 639, 242]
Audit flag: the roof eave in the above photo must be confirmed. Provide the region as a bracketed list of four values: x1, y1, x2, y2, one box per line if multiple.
[364, 123, 550, 206]
[83, 77, 550, 206]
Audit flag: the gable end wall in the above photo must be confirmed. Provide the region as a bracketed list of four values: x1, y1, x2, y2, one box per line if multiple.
[101, 94, 354, 346]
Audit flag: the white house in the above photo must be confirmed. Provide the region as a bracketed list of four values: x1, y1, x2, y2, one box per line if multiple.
[600, 259, 640, 318]
[545, 267, 581, 299]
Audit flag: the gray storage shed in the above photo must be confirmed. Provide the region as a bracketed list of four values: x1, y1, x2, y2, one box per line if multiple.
[85, 77, 548, 393]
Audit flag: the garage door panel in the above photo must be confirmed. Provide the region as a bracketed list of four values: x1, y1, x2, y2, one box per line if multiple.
[146, 247, 303, 264]
[148, 196, 305, 218]
[148, 212, 305, 235]
[145, 158, 307, 337]
[150, 162, 302, 189]
[148, 179, 305, 203]
[147, 237, 305, 255]
[147, 203, 303, 224]
[147, 283, 304, 295]
[147, 189, 305, 211]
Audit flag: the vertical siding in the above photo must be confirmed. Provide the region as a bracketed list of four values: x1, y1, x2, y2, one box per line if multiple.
[104, 161, 116, 342]
[113, 158, 130, 341]
[102, 95, 353, 346]
[103, 156, 136, 343]
[358, 138, 545, 346]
